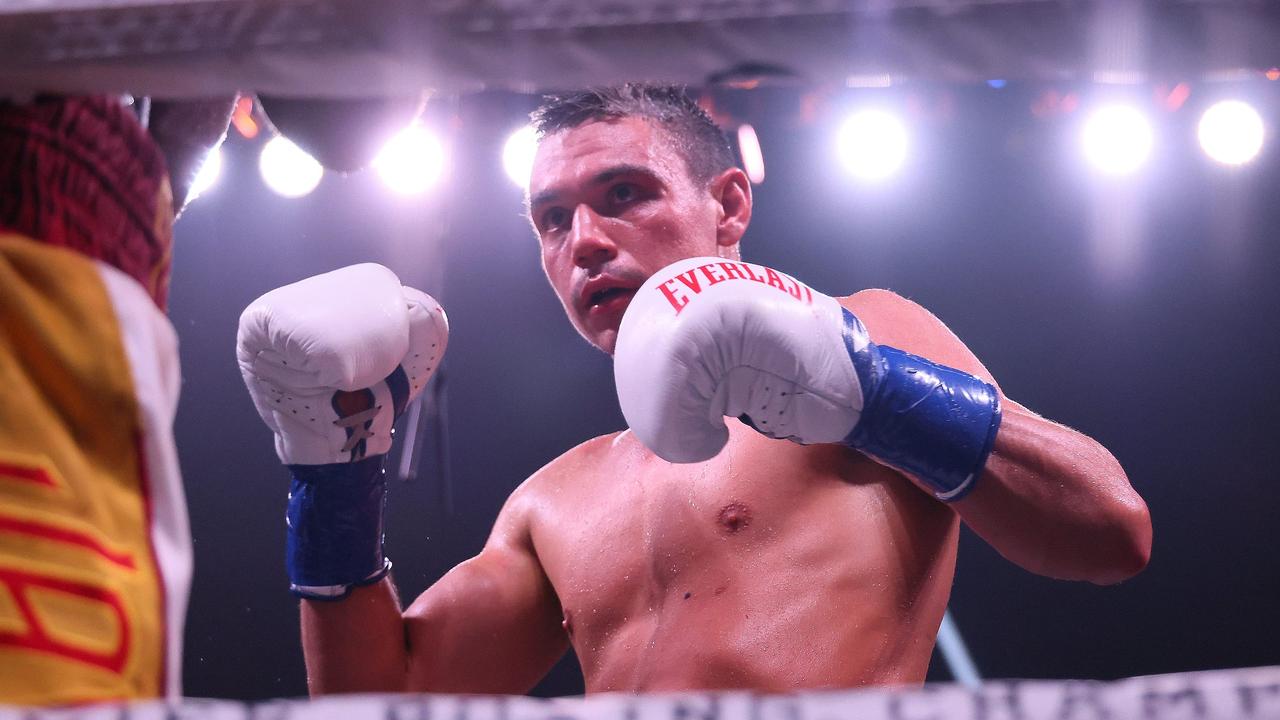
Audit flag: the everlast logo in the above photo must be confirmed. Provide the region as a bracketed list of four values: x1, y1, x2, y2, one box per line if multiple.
[657, 261, 815, 314]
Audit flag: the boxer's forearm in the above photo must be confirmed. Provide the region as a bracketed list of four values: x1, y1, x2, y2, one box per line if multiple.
[301, 578, 410, 695]
[950, 400, 1151, 585]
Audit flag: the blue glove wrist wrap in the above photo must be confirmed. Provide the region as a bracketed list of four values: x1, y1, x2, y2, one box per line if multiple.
[286, 456, 389, 599]
[839, 309, 1002, 501]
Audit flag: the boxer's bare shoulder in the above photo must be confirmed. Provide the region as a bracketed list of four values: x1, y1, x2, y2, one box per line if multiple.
[487, 431, 639, 555]
[839, 288, 997, 385]
[509, 431, 634, 503]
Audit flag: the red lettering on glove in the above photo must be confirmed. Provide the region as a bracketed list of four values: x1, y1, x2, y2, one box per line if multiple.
[656, 262, 815, 314]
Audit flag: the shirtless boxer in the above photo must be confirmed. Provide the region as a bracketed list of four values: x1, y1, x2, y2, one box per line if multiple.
[237, 83, 1151, 696]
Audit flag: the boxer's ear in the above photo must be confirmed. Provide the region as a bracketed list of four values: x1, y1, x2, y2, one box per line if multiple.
[712, 167, 751, 254]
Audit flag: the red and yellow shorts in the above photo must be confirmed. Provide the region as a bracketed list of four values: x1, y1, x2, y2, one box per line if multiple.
[0, 234, 190, 704]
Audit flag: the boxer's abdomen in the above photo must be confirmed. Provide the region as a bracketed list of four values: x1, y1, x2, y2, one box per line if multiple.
[534, 423, 959, 692]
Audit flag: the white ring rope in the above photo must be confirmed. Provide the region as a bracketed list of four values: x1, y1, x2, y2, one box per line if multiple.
[3, 666, 1279, 720]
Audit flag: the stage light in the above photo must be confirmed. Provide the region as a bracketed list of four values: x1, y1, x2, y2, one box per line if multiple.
[836, 110, 908, 182]
[259, 135, 323, 198]
[373, 125, 446, 195]
[1081, 105, 1153, 175]
[737, 123, 765, 184]
[1198, 100, 1264, 166]
[502, 125, 538, 189]
[188, 146, 222, 202]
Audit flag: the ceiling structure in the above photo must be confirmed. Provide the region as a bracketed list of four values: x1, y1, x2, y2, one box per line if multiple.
[1, 0, 1277, 98]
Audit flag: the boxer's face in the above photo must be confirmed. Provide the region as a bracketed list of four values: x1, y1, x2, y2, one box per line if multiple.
[530, 117, 746, 354]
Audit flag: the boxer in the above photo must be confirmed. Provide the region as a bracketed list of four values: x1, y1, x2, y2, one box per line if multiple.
[239, 83, 1150, 695]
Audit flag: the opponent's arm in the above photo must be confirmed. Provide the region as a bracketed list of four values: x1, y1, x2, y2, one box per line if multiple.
[843, 289, 1150, 585]
[301, 484, 567, 694]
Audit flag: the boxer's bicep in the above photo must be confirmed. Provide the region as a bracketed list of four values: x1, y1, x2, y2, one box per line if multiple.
[402, 501, 566, 693]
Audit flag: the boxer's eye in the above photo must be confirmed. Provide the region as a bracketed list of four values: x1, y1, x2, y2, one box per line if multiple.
[541, 207, 569, 232]
[608, 183, 638, 206]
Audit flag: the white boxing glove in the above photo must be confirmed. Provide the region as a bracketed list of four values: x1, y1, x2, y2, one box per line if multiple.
[614, 256, 1002, 502]
[614, 256, 864, 464]
[237, 263, 448, 466]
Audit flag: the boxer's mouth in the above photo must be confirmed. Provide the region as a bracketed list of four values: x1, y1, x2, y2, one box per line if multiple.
[588, 287, 636, 307]
[580, 277, 639, 314]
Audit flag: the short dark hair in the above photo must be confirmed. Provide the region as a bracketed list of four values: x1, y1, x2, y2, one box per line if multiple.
[530, 82, 736, 187]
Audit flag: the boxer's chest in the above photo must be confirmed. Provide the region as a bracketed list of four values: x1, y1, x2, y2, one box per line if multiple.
[533, 427, 879, 641]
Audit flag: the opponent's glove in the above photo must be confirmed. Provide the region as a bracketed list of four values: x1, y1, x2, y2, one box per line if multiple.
[237, 263, 448, 597]
[614, 257, 1000, 501]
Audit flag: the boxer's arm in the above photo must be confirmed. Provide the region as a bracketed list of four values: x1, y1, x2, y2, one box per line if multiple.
[301, 483, 567, 695]
[300, 577, 408, 694]
[841, 289, 1152, 585]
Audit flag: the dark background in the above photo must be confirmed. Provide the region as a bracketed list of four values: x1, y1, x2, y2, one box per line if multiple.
[169, 82, 1280, 700]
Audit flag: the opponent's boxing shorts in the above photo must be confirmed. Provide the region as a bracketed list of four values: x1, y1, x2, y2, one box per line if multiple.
[0, 97, 190, 704]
